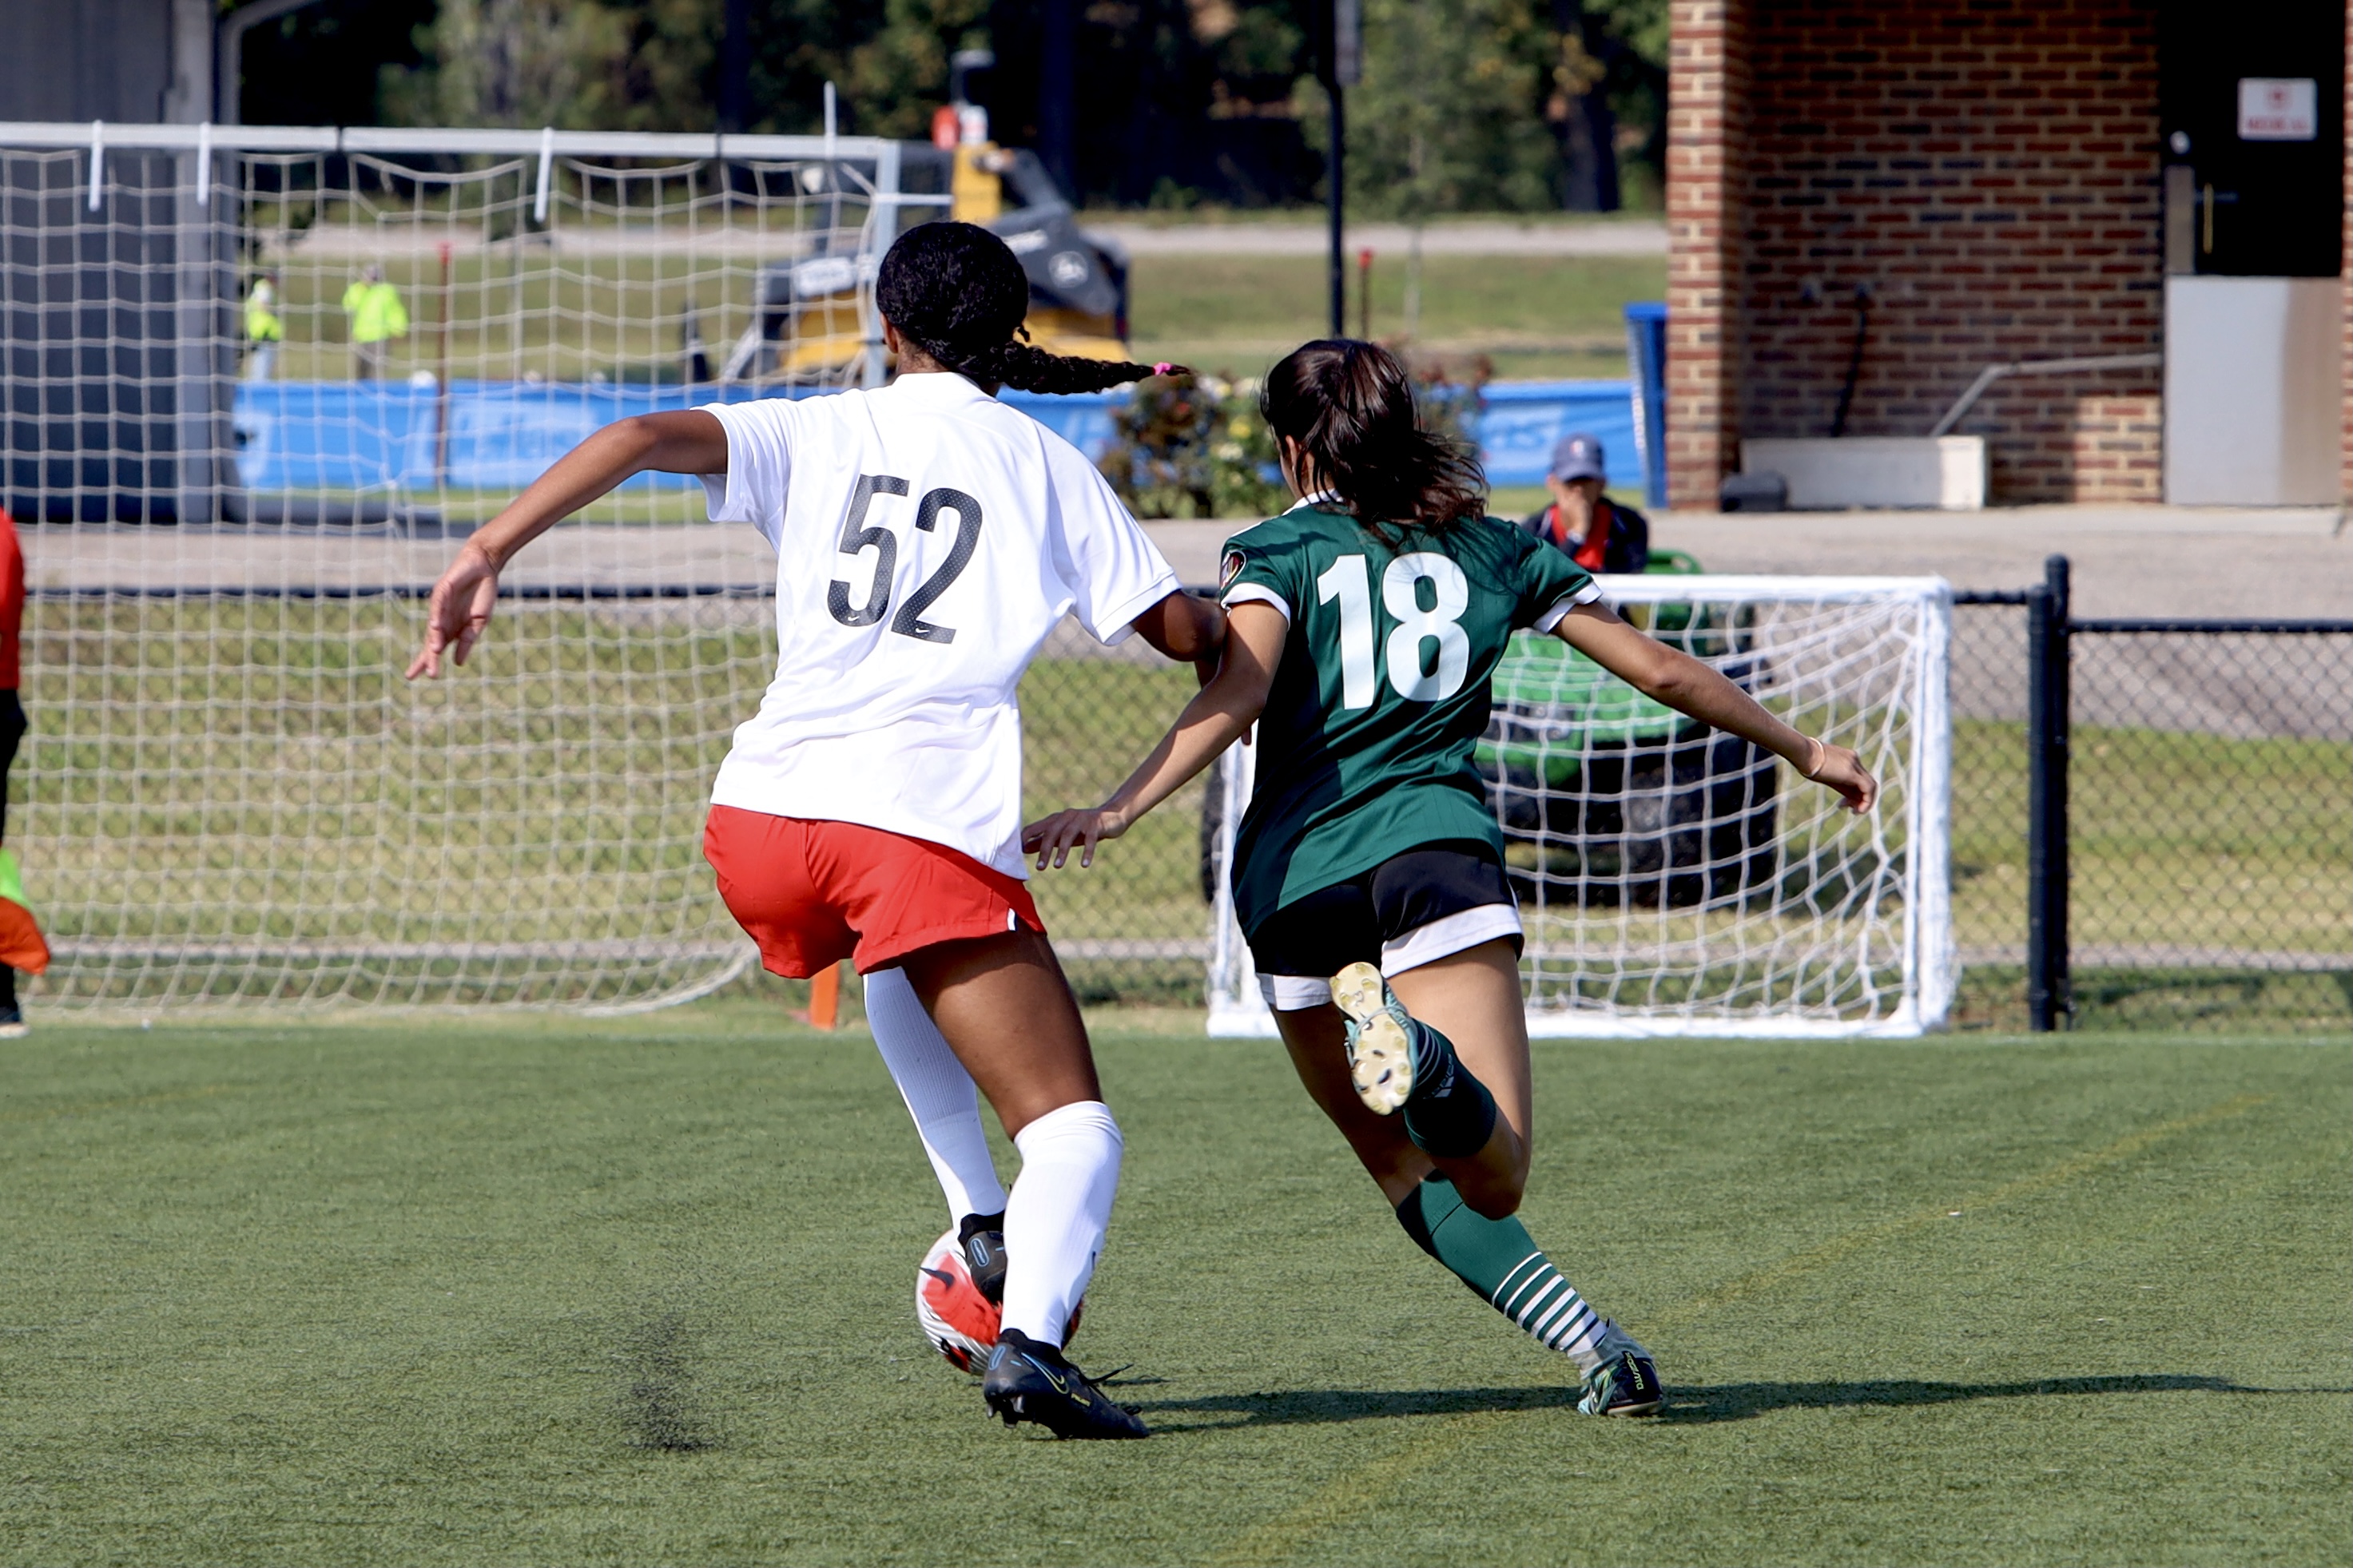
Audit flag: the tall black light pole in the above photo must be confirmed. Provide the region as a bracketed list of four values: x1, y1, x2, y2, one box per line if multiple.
[1325, 0, 1360, 337]
[719, 0, 750, 133]
[1039, 0, 1077, 196]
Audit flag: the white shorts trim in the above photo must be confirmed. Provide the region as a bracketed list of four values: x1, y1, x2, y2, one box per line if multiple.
[1381, 903, 1524, 975]
[1258, 973, 1337, 1011]
[1253, 903, 1524, 1013]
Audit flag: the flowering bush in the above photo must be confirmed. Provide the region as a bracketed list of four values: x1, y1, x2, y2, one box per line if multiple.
[1099, 355, 1495, 521]
[1097, 374, 1290, 521]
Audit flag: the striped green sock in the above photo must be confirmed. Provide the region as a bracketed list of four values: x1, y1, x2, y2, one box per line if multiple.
[1395, 1173, 1608, 1375]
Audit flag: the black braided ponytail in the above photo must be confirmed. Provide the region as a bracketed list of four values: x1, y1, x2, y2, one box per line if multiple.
[875, 221, 1181, 395]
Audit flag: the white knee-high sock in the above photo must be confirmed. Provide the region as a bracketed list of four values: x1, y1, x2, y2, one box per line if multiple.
[1000, 1100, 1123, 1347]
[864, 967, 1008, 1225]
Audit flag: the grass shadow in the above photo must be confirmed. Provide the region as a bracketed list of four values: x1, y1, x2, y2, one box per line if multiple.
[1656, 1374, 2312, 1424]
[1132, 1385, 1580, 1429]
[1135, 1374, 2321, 1431]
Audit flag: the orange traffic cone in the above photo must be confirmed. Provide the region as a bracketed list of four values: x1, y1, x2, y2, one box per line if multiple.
[0, 849, 48, 975]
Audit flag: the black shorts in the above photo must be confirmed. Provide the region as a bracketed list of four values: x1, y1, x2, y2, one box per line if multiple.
[1246, 840, 1522, 1011]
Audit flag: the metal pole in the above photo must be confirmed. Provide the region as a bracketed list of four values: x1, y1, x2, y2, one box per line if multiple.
[2025, 554, 2071, 1030]
[1325, 0, 1357, 339]
[2025, 582, 2053, 1030]
[719, 0, 751, 134]
[434, 240, 452, 486]
[1326, 81, 1345, 337]
[2045, 553, 2071, 1026]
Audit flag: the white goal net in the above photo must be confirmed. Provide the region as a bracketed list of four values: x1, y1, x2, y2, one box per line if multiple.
[1207, 577, 1956, 1037]
[2, 121, 951, 1010]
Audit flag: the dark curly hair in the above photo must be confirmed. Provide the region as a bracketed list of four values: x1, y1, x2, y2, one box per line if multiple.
[1261, 339, 1486, 537]
[876, 221, 1179, 395]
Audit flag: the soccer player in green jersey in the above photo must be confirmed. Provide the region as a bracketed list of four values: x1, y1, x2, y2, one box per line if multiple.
[1025, 341, 1876, 1417]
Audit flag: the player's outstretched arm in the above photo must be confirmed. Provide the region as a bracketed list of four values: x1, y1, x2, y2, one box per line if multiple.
[406, 411, 729, 679]
[1552, 600, 1878, 813]
[1023, 601, 1284, 869]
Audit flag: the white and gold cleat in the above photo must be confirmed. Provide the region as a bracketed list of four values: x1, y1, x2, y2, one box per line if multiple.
[1331, 961, 1416, 1115]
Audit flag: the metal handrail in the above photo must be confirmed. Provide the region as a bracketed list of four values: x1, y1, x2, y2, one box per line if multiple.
[1928, 351, 2164, 438]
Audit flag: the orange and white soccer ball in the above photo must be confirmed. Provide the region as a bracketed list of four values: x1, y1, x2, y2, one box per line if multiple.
[914, 1227, 1081, 1374]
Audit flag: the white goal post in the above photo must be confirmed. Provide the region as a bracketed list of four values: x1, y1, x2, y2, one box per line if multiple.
[1207, 576, 1956, 1038]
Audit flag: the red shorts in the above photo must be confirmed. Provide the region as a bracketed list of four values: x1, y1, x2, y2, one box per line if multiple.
[703, 805, 1046, 978]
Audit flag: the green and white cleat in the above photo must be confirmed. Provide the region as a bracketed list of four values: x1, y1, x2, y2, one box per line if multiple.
[1331, 961, 1417, 1115]
[1578, 1320, 1663, 1417]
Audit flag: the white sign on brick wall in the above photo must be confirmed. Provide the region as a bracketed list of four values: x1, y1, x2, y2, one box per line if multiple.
[2237, 77, 2318, 141]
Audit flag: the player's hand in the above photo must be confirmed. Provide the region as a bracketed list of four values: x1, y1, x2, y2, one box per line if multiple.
[406, 542, 502, 680]
[1022, 806, 1128, 870]
[1801, 739, 1877, 814]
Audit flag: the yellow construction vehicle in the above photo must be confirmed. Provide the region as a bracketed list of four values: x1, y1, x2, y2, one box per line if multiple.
[721, 128, 1131, 385]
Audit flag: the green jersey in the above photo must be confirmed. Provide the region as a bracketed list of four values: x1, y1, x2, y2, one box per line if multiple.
[1218, 500, 1598, 936]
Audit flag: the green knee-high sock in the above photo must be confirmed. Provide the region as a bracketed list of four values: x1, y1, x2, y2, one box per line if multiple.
[1395, 1173, 1608, 1374]
[1399, 1018, 1497, 1158]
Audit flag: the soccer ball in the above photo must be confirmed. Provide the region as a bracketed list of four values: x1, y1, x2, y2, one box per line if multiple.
[914, 1227, 1082, 1374]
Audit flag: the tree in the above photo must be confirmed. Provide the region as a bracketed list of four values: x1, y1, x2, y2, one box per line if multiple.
[1303, 0, 1560, 220]
[384, 0, 995, 137]
[380, 0, 634, 129]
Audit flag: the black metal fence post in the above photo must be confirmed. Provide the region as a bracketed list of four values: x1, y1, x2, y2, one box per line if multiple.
[2025, 554, 2072, 1030]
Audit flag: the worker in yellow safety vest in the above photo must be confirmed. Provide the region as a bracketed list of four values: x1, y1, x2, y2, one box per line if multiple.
[342, 264, 409, 381]
[243, 270, 283, 382]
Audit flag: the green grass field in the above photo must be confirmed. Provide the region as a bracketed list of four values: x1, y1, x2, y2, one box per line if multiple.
[4, 1007, 2346, 1565]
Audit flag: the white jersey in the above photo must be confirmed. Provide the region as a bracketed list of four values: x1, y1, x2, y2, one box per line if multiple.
[698, 373, 1179, 877]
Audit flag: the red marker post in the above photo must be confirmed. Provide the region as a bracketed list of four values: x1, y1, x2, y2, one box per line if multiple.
[433, 240, 454, 483]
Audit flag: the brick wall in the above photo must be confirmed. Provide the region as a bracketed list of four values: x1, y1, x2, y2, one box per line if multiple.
[1664, 0, 1751, 508]
[2071, 394, 2162, 503]
[1667, 0, 2169, 507]
[1743, 0, 2162, 502]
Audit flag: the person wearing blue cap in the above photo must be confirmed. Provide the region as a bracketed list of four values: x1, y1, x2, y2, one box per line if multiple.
[1519, 431, 1649, 574]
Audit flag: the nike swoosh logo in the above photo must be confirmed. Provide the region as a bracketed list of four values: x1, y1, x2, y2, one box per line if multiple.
[919, 1267, 958, 1287]
[1020, 1354, 1073, 1398]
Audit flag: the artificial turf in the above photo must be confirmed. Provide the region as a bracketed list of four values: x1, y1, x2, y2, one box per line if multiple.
[3, 1006, 2346, 1566]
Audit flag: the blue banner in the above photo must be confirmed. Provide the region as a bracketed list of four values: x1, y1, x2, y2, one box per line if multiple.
[232, 379, 1636, 496]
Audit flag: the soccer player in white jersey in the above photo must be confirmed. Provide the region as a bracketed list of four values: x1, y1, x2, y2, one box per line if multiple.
[407, 222, 1222, 1439]
[1026, 341, 1877, 1418]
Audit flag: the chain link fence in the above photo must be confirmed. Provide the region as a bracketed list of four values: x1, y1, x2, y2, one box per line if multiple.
[1016, 617, 1216, 1006]
[1944, 582, 2348, 1034]
[1023, 573, 2351, 1036]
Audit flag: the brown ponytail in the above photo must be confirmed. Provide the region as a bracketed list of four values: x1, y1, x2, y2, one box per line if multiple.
[1260, 339, 1485, 537]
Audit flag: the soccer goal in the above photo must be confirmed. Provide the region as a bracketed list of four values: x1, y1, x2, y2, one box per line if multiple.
[1207, 577, 1956, 1038]
[2, 121, 952, 1010]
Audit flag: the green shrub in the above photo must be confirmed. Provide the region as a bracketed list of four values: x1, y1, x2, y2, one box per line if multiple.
[1099, 356, 1493, 521]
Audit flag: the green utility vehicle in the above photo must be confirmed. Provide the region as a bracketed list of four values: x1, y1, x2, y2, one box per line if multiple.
[1473, 549, 1781, 909]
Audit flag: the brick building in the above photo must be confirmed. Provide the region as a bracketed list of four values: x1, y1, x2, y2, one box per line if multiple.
[1665, 0, 2352, 508]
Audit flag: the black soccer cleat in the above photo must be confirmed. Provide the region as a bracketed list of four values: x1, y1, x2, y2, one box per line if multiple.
[958, 1210, 1008, 1305]
[982, 1328, 1150, 1439]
